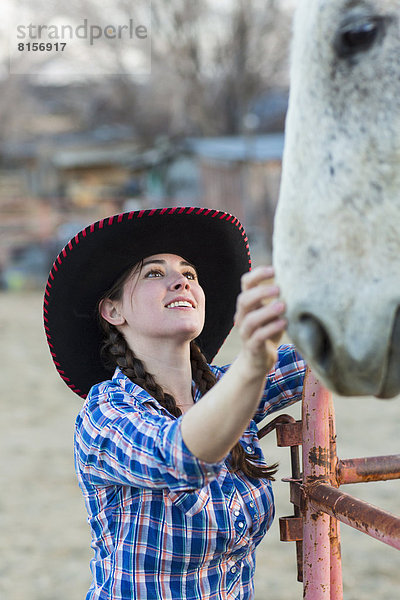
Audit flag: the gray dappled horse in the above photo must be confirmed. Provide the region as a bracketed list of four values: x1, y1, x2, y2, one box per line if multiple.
[274, 0, 400, 398]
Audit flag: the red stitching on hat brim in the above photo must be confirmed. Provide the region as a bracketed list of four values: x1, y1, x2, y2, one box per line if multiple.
[43, 206, 251, 399]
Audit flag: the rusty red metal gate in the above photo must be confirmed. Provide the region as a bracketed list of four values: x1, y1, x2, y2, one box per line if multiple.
[258, 369, 400, 599]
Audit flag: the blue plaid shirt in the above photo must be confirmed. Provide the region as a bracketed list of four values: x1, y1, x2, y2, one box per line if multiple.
[75, 344, 306, 600]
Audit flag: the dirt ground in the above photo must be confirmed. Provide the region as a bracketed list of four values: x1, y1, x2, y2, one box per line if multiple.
[1, 289, 399, 600]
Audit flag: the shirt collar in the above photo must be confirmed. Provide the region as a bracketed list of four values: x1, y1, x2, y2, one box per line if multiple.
[111, 367, 162, 409]
[111, 366, 202, 412]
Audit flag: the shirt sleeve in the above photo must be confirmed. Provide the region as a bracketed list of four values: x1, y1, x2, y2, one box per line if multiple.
[254, 344, 306, 422]
[211, 343, 306, 424]
[74, 385, 223, 491]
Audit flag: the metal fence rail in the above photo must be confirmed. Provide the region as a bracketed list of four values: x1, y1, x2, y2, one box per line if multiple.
[259, 369, 400, 599]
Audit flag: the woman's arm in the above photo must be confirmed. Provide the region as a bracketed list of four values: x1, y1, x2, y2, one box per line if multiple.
[181, 266, 287, 463]
[75, 388, 223, 491]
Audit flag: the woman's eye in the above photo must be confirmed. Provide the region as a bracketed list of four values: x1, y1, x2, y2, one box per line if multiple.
[145, 269, 164, 278]
[184, 271, 197, 280]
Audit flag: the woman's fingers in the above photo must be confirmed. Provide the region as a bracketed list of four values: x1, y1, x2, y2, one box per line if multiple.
[241, 265, 275, 292]
[238, 301, 286, 342]
[247, 318, 287, 352]
[239, 312, 287, 373]
[235, 264, 283, 326]
[234, 283, 280, 322]
[236, 265, 287, 368]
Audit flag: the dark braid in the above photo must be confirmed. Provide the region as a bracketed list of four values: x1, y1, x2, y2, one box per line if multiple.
[188, 341, 278, 481]
[100, 322, 182, 418]
[189, 341, 218, 395]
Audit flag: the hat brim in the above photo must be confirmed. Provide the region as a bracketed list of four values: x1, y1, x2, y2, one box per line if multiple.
[44, 207, 251, 398]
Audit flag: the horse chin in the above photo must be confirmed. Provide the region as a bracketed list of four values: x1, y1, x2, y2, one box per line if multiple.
[310, 363, 382, 399]
[376, 383, 400, 400]
[309, 363, 400, 400]
[376, 307, 400, 399]
[288, 305, 400, 400]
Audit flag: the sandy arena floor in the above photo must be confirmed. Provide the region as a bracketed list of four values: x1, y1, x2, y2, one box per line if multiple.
[1, 290, 399, 600]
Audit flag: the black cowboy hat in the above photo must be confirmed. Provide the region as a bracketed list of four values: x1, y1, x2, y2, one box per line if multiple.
[43, 206, 251, 398]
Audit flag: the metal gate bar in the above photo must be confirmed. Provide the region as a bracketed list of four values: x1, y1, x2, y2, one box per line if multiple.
[301, 370, 400, 598]
[307, 482, 400, 550]
[337, 455, 400, 484]
[328, 392, 342, 599]
[261, 369, 400, 598]
[302, 370, 337, 599]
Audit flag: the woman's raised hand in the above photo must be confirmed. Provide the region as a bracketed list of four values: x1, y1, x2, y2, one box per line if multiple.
[182, 265, 287, 463]
[234, 266, 287, 373]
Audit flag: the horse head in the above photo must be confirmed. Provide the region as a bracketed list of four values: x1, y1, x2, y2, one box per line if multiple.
[273, 0, 400, 398]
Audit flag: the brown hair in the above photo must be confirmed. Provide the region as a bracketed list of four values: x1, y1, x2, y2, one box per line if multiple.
[98, 264, 278, 480]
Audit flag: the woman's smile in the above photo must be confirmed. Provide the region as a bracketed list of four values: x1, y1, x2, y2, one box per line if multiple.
[165, 296, 196, 310]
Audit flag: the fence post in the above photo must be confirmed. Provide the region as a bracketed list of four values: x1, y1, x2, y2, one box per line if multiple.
[269, 369, 400, 596]
[302, 370, 332, 598]
[328, 395, 343, 599]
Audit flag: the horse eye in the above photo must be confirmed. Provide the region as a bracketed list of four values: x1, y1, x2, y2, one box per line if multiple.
[334, 17, 384, 59]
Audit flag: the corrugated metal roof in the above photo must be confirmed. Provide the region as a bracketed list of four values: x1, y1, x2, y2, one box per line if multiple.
[51, 144, 175, 170]
[185, 134, 284, 162]
[51, 144, 139, 169]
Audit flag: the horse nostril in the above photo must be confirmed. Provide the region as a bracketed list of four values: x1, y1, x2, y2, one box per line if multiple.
[296, 313, 333, 373]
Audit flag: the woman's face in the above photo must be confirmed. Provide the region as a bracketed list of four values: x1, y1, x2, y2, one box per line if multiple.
[102, 253, 206, 350]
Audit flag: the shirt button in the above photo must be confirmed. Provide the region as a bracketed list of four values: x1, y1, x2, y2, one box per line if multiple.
[246, 445, 253, 453]
[230, 566, 237, 574]
[249, 502, 255, 508]
[206, 471, 213, 477]
[238, 522, 245, 529]
[234, 510, 240, 517]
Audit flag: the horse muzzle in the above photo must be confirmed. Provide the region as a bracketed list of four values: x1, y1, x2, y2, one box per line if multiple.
[288, 305, 400, 399]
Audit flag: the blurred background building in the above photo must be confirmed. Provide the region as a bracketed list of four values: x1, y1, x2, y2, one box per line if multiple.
[0, 0, 294, 289]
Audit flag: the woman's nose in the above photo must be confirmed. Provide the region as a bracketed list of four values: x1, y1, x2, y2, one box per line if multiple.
[171, 273, 190, 290]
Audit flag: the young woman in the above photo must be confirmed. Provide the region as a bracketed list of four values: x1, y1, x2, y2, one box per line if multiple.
[44, 207, 306, 600]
